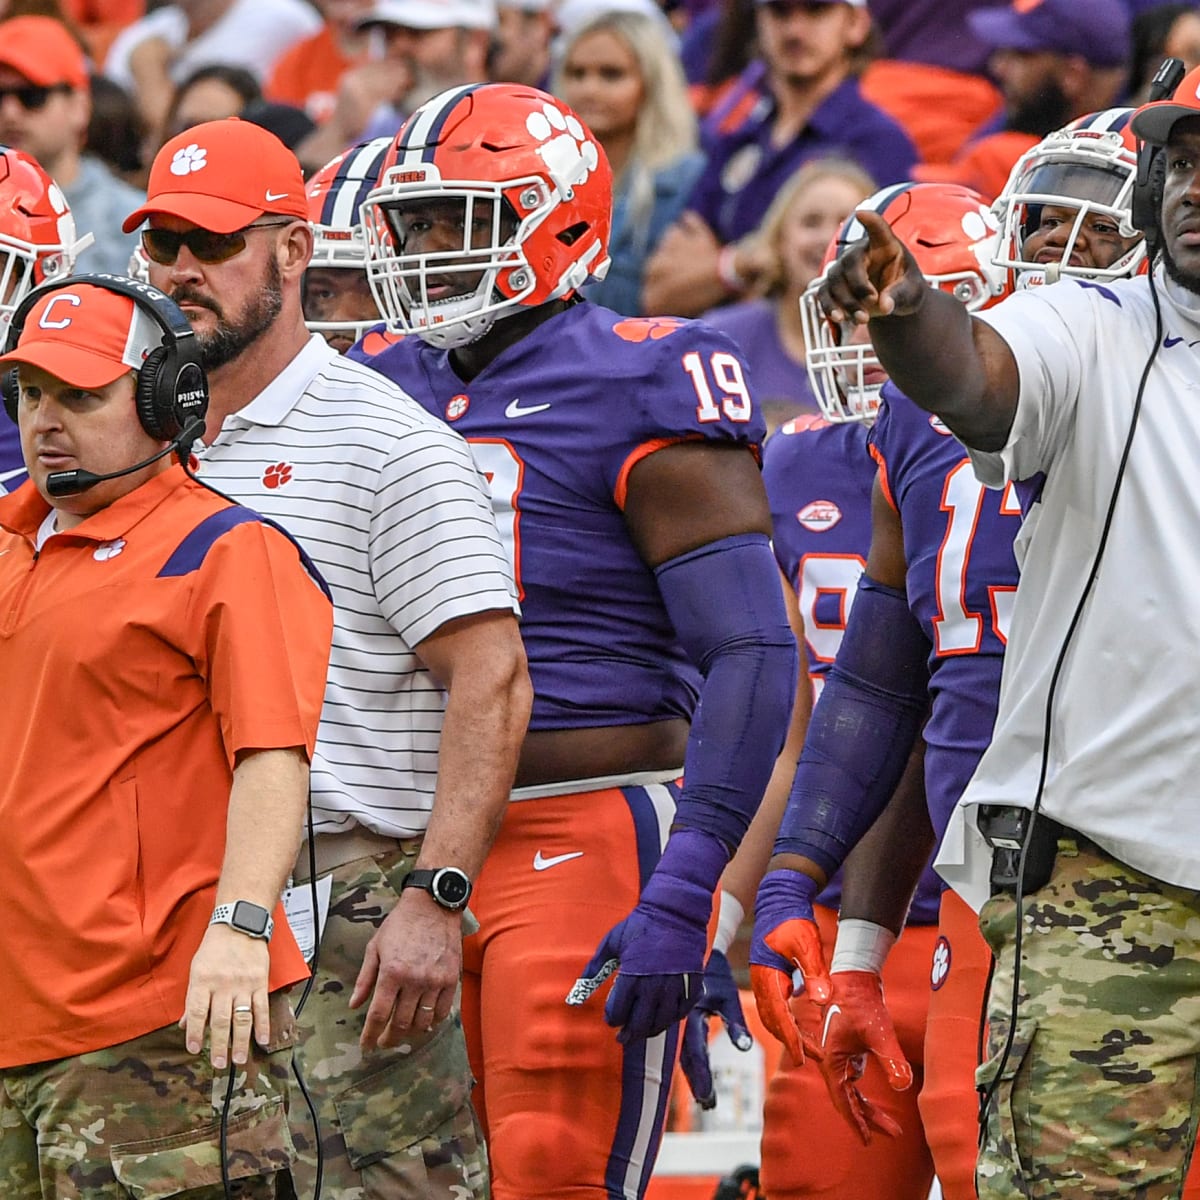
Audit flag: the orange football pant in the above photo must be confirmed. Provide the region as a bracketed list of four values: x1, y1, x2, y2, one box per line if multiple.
[461, 780, 686, 1200]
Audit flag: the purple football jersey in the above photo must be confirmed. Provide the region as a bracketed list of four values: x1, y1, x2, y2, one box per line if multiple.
[364, 301, 766, 731]
[764, 414, 942, 925]
[0, 422, 25, 495]
[870, 384, 1022, 844]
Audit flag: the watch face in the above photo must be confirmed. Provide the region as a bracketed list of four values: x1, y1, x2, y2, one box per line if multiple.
[232, 900, 271, 935]
[435, 870, 471, 906]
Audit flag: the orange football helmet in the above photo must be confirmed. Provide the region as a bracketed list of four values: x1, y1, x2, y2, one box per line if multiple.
[361, 82, 612, 349]
[0, 145, 89, 334]
[801, 182, 1008, 423]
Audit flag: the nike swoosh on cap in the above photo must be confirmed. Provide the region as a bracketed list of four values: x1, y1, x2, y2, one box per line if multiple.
[265, 189, 288, 202]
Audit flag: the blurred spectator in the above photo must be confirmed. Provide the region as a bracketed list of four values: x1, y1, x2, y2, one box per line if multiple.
[105, 0, 321, 137]
[555, 9, 701, 313]
[266, 0, 375, 125]
[915, 0, 1133, 200]
[86, 73, 145, 183]
[0, 15, 142, 273]
[59, 0, 145, 63]
[643, 0, 916, 317]
[1129, 2, 1200, 102]
[294, 0, 494, 173]
[702, 157, 872, 431]
[241, 98, 317, 151]
[491, 0, 554, 86]
[161, 63, 259, 142]
[859, 0, 1004, 167]
[682, 0, 756, 117]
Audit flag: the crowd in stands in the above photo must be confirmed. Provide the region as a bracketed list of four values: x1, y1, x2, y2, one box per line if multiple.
[0, 0, 1192, 424]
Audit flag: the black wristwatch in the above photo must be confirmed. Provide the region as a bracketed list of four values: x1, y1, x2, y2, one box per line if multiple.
[401, 867, 473, 911]
[210, 900, 274, 941]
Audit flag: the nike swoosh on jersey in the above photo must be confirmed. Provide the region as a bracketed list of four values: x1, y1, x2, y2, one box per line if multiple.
[1165, 335, 1185, 348]
[505, 398, 552, 418]
[821, 1003, 842, 1046]
[533, 850, 584, 871]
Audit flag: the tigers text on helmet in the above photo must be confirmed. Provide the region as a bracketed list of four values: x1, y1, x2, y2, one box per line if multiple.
[361, 82, 612, 350]
[0, 145, 91, 336]
[992, 108, 1145, 289]
[801, 181, 1008, 424]
[305, 137, 393, 344]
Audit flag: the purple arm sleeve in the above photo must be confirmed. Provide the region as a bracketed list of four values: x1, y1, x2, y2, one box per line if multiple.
[654, 531, 798, 860]
[773, 574, 930, 878]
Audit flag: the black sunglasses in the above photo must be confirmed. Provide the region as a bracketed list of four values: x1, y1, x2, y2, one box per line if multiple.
[0, 83, 73, 111]
[141, 221, 295, 266]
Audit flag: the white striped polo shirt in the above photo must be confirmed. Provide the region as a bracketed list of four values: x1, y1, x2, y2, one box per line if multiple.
[196, 333, 518, 837]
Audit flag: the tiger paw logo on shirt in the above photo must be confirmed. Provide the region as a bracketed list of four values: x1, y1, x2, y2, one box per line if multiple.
[263, 462, 293, 489]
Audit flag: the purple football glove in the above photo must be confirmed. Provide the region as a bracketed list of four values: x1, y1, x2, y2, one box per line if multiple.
[566, 829, 727, 1044]
[680, 948, 753, 1110]
[750, 869, 831, 1067]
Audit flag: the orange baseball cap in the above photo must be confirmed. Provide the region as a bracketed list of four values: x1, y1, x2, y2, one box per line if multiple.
[0, 284, 162, 390]
[1133, 65, 1200, 146]
[122, 118, 309, 235]
[0, 16, 90, 92]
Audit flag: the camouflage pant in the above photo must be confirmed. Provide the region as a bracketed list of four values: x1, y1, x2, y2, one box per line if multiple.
[289, 842, 489, 1200]
[0, 994, 296, 1199]
[977, 832, 1200, 1199]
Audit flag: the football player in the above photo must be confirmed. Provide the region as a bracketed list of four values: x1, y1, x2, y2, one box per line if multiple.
[303, 136, 391, 354]
[355, 82, 797, 1200]
[751, 119, 1149, 1200]
[0, 144, 89, 494]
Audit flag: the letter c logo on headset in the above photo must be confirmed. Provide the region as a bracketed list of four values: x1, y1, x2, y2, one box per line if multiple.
[0, 274, 209, 495]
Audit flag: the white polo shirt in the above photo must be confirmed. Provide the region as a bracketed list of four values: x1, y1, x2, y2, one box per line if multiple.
[934, 269, 1200, 908]
[197, 334, 518, 838]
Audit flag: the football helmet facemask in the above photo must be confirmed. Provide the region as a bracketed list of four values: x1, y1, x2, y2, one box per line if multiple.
[361, 82, 612, 350]
[801, 182, 1008, 424]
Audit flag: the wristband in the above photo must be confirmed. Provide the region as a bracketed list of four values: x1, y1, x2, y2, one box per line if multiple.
[830, 918, 895, 975]
[713, 889, 745, 956]
[717, 243, 747, 294]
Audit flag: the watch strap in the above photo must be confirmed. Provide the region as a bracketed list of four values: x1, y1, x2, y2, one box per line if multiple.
[210, 901, 274, 941]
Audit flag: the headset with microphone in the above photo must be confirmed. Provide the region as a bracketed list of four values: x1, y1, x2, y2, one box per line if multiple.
[1, 273, 209, 496]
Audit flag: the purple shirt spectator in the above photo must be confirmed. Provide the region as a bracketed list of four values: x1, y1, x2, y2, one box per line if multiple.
[687, 76, 917, 242]
[868, 0, 1008, 75]
[702, 297, 817, 419]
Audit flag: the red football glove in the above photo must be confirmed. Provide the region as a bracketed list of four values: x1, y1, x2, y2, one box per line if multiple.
[749, 872, 831, 1068]
[816, 970, 912, 1145]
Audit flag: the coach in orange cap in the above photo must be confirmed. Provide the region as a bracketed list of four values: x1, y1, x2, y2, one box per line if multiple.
[125, 115, 531, 1200]
[0, 274, 334, 1198]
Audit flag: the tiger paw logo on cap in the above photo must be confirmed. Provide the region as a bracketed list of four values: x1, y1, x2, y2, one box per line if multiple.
[526, 104, 599, 187]
[170, 145, 208, 177]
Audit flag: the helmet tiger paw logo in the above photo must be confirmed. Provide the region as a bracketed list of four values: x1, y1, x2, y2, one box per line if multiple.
[612, 317, 685, 343]
[525, 104, 600, 189]
[263, 462, 293, 489]
[170, 145, 208, 177]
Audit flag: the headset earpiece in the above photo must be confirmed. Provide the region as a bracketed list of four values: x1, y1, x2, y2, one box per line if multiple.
[1, 273, 208, 446]
[2, 367, 18, 424]
[1133, 57, 1188, 254]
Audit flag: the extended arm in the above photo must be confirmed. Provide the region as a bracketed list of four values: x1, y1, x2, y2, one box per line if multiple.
[568, 442, 798, 1042]
[352, 609, 532, 1049]
[819, 210, 1020, 451]
[183, 746, 310, 1068]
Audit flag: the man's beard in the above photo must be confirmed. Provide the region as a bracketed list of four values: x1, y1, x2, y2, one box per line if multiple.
[172, 257, 284, 371]
[1161, 237, 1200, 296]
[1006, 78, 1072, 138]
